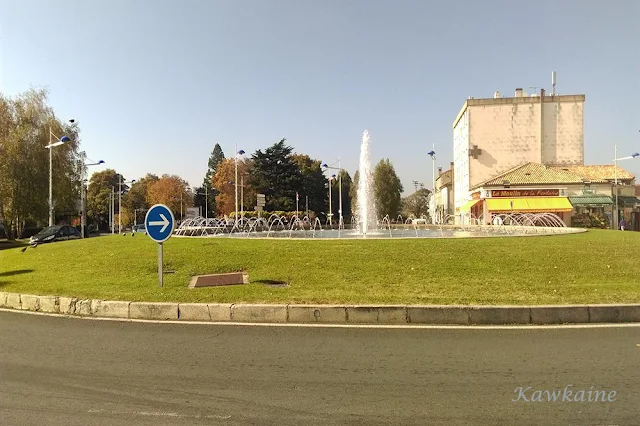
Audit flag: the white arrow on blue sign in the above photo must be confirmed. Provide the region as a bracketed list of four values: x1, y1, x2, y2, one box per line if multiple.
[144, 204, 175, 243]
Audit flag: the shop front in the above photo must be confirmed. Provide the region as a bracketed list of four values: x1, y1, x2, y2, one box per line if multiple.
[460, 188, 574, 225]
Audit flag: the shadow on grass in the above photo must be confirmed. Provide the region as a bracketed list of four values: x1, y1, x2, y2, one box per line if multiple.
[0, 240, 28, 251]
[0, 269, 34, 278]
[254, 279, 289, 288]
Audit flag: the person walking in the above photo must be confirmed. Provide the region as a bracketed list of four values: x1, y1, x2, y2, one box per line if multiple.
[619, 218, 627, 231]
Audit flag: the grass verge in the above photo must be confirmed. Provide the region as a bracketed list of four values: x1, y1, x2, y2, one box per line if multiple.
[0, 230, 639, 305]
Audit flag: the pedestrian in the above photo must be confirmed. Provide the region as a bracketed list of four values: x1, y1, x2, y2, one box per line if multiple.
[619, 218, 626, 231]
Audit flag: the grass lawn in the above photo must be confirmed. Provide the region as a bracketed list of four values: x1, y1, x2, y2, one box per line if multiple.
[1, 230, 639, 305]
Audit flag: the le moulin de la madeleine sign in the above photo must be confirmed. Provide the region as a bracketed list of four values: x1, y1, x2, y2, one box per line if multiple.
[489, 189, 560, 198]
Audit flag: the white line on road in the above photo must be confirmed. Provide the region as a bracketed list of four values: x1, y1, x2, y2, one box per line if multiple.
[88, 408, 230, 419]
[4, 308, 640, 330]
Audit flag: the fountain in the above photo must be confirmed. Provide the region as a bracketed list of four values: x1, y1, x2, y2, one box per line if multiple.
[174, 130, 582, 240]
[356, 130, 377, 234]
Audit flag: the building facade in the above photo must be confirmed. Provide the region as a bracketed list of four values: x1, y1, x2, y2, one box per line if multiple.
[458, 162, 637, 227]
[453, 89, 585, 213]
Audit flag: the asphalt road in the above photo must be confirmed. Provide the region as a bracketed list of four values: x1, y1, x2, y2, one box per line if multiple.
[1, 311, 638, 426]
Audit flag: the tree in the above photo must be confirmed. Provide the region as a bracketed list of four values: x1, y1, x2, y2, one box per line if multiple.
[329, 169, 353, 222]
[122, 173, 158, 224]
[291, 154, 327, 216]
[197, 143, 225, 217]
[0, 89, 82, 238]
[402, 188, 431, 219]
[211, 158, 252, 216]
[373, 159, 404, 218]
[146, 175, 193, 220]
[248, 138, 302, 211]
[87, 169, 122, 230]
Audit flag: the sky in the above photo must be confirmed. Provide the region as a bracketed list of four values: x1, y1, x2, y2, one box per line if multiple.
[1, 0, 639, 194]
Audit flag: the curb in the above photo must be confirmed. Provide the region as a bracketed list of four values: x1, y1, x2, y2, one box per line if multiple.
[1, 291, 639, 325]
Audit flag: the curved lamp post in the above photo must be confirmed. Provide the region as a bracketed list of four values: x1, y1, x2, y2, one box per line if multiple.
[327, 174, 336, 226]
[427, 148, 436, 224]
[46, 129, 72, 226]
[613, 145, 639, 229]
[81, 159, 105, 237]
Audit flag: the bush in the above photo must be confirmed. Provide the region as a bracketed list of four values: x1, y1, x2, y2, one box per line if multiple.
[571, 213, 608, 229]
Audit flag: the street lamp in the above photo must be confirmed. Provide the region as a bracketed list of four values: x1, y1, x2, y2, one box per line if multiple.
[80, 157, 105, 238]
[612, 145, 639, 229]
[118, 177, 136, 234]
[46, 127, 72, 226]
[322, 158, 344, 227]
[327, 174, 336, 226]
[234, 146, 245, 222]
[195, 186, 209, 220]
[228, 176, 247, 219]
[427, 148, 436, 224]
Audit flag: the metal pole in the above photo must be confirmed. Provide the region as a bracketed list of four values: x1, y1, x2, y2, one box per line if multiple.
[158, 243, 163, 287]
[432, 143, 435, 225]
[118, 176, 122, 234]
[234, 143, 238, 223]
[614, 144, 618, 230]
[81, 181, 86, 238]
[241, 175, 244, 217]
[111, 188, 115, 234]
[180, 191, 183, 222]
[329, 179, 332, 226]
[296, 192, 299, 215]
[338, 157, 343, 226]
[49, 128, 54, 226]
[306, 195, 309, 219]
[205, 185, 208, 220]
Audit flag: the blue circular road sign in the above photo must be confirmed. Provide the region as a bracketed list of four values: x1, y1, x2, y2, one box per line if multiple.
[144, 204, 175, 243]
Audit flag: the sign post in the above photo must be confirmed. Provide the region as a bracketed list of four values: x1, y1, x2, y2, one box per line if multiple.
[145, 204, 175, 287]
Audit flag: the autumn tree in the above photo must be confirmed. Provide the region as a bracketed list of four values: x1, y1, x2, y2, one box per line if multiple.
[146, 174, 193, 220]
[122, 173, 158, 223]
[373, 159, 404, 218]
[211, 158, 252, 216]
[0, 88, 82, 238]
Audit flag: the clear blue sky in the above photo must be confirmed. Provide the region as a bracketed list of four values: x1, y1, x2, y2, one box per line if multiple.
[1, 0, 638, 193]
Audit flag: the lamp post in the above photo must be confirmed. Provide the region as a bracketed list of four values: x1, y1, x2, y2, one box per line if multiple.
[195, 186, 209, 220]
[427, 147, 436, 224]
[118, 177, 136, 234]
[47, 128, 72, 226]
[228, 177, 247, 220]
[80, 156, 105, 238]
[234, 146, 245, 222]
[328, 174, 336, 226]
[322, 158, 344, 227]
[612, 145, 639, 229]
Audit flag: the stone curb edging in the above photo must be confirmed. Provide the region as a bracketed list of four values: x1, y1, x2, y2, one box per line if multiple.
[1, 291, 639, 325]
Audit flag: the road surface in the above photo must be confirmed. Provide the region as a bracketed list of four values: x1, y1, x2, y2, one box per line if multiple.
[1, 311, 638, 425]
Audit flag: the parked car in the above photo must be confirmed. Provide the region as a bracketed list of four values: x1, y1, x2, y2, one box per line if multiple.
[29, 225, 81, 245]
[132, 224, 147, 234]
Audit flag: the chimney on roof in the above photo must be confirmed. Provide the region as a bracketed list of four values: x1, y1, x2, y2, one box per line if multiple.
[450, 161, 454, 168]
[438, 166, 443, 175]
[515, 88, 524, 98]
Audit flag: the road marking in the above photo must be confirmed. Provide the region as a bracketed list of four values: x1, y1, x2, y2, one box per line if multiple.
[88, 409, 230, 419]
[4, 308, 640, 330]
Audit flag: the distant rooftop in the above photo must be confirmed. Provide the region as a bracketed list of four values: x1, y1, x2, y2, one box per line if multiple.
[472, 163, 634, 189]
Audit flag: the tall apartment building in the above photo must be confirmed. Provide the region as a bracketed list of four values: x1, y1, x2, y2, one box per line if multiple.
[452, 87, 585, 212]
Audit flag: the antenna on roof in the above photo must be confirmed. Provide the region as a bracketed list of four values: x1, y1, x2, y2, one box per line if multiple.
[551, 71, 556, 96]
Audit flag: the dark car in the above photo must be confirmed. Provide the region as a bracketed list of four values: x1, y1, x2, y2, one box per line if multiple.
[29, 225, 81, 245]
